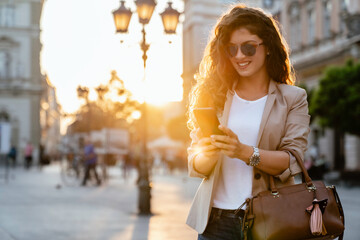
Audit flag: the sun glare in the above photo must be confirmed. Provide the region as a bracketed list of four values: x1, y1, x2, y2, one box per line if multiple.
[144, 76, 183, 105]
[40, 0, 184, 114]
[131, 110, 141, 119]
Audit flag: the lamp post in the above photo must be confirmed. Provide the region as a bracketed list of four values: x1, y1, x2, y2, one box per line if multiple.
[112, 0, 180, 215]
[76, 86, 91, 131]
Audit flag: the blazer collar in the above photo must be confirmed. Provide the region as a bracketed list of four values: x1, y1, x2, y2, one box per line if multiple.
[220, 79, 278, 146]
[219, 90, 234, 127]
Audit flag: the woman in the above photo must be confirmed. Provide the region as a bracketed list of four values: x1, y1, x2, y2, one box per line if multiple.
[24, 142, 33, 170]
[186, 4, 310, 240]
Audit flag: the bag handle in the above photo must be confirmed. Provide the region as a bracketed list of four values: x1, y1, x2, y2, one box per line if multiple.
[269, 149, 315, 193]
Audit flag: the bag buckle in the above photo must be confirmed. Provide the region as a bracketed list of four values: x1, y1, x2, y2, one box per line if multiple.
[306, 184, 317, 191]
[271, 190, 279, 196]
[271, 191, 279, 198]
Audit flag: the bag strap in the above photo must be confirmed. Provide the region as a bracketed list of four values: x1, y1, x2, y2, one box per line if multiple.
[332, 185, 345, 240]
[269, 148, 315, 192]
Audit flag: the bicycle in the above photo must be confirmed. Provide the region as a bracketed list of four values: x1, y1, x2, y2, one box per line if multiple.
[60, 153, 84, 187]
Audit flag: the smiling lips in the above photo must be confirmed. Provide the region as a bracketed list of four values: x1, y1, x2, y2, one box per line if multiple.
[237, 61, 250, 68]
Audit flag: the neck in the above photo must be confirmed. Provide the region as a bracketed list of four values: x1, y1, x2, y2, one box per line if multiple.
[235, 76, 270, 101]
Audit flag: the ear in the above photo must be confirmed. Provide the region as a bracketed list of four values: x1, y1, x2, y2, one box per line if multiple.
[265, 46, 270, 55]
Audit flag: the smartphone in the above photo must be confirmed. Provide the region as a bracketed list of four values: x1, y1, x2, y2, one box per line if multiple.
[193, 107, 225, 137]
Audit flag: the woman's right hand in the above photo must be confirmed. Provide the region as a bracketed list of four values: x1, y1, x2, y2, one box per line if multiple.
[192, 128, 220, 158]
[197, 137, 220, 158]
[192, 130, 221, 175]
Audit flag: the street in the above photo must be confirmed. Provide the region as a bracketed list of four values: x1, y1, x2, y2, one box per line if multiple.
[0, 164, 359, 240]
[0, 164, 199, 240]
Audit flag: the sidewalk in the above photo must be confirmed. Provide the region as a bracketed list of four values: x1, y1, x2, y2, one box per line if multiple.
[1, 164, 359, 240]
[0, 164, 200, 240]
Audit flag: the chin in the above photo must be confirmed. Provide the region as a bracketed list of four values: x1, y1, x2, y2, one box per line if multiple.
[236, 70, 254, 78]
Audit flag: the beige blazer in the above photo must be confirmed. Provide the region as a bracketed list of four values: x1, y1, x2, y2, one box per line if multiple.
[186, 80, 311, 233]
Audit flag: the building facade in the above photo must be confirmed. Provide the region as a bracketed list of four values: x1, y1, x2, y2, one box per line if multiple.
[0, 0, 47, 164]
[40, 75, 61, 160]
[263, 0, 360, 170]
[182, 0, 360, 170]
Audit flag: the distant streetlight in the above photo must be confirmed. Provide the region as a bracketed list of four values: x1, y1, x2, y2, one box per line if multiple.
[160, 2, 180, 34]
[112, 0, 181, 215]
[112, 1, 132, 33]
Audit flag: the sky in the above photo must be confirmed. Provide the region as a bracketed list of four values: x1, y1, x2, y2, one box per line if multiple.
[40, 0, 184, 115]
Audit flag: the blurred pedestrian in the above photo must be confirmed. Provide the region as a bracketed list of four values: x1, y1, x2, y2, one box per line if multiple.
[7, 145, 17, 168]
[24, 142, 33, 170]
[186, 4, 310, 239]
[81, 140, 101, 186]
[38, 144, 50, 169]
[308, 154, 328, 180]
[122, 153, 132, 180]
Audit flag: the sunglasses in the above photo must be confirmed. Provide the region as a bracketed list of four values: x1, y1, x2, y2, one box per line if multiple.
[226, 41, 264, 57]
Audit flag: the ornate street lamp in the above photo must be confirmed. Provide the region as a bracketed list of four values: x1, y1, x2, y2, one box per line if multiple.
[135, 0, 156, 25]
[76, 86, 91, 131]
[112, 0, 181, 215]
[112, 1, 132, 33]
[160, 2, 180, 34]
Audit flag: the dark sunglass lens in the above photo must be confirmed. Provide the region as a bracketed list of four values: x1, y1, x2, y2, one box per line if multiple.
[227, 45, 238, 57]
[241, 43, 256, 56]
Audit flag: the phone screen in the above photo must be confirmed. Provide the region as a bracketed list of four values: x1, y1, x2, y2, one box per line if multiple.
[193, 108, 225, 137]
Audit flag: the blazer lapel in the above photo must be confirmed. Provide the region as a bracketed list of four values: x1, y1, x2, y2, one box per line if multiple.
[219, 91, 234, 127]
[256, 80, 277, 147]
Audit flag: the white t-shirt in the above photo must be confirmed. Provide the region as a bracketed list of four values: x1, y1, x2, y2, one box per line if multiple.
[212, 93, 267, 209]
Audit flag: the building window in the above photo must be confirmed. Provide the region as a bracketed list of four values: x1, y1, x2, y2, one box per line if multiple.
[0, 50, 11, 80]
[263, 0, 274, 9]
[340, 0, 349, 34]
[323, 0, 332, 39]
[289, 3, 301, 50]
[342, 0, 350, 11]
[0, 3, 15, 27]
[307, 2, 316, 44]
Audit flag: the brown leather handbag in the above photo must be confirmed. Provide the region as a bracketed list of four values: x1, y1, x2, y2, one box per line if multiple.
[239, 149, 345, 240]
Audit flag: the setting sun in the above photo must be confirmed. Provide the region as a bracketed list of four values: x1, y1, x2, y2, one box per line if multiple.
[40, 0, 183, 113]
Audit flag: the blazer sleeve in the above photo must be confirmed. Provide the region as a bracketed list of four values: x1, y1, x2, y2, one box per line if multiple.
[276, 88, 310, 182]
[187, 129, 208, 179]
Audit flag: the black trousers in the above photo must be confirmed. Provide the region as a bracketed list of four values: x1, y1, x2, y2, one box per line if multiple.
[198, 208, 244, 240]
[82, 163, 101, 185]
[25, 156, 32, 169]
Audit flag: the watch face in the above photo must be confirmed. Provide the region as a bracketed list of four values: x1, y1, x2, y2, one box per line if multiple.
[250, 150, 261, 167]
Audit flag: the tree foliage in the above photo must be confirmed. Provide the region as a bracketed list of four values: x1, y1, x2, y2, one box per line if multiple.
[297, 83, 315, 124]
[68, 71, 166, 142]
[68, 71, 141, 133]
[310, 60, 360, 136]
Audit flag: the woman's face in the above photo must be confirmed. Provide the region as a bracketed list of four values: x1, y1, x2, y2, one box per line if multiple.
[227, 27, 268, 80]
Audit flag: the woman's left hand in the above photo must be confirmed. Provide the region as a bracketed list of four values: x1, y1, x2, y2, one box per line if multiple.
[210, 125, 245, 159]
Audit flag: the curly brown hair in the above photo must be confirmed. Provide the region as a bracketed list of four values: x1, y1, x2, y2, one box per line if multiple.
[187, 4, 295, 130]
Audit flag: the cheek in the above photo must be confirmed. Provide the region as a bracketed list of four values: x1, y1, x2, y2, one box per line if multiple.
[254, 54, 267, 67]
[230, 59, 238, 69]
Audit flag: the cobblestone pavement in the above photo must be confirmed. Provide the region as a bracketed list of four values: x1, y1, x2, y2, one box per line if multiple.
[0, 164, 358, 240]
[0, 164, 199, 240]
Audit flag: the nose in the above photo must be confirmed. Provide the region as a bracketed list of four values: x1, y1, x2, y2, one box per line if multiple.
[234, 46, 246, 58]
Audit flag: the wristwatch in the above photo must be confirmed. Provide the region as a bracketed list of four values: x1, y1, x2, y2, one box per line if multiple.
[248, 146, 261, 167]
